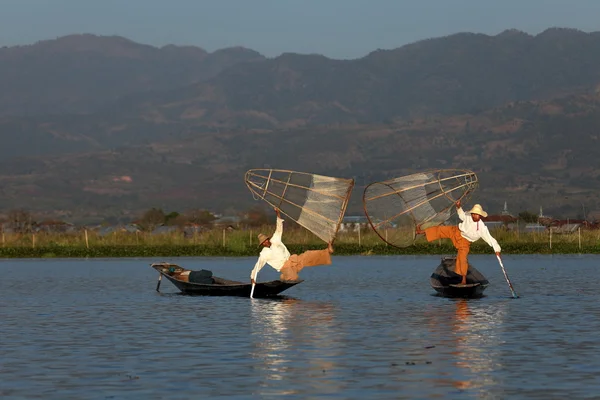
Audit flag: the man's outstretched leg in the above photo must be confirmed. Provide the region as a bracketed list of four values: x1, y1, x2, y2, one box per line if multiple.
[279, 242, 333, 281]
[417, 225, 470, 285]
[419, 225, 458, 242]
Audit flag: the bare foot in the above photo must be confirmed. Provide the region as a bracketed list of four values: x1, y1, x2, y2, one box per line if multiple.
[328, 242, 334, 254]
[461, 277, 467, 285]
[415, 225, 424, 235]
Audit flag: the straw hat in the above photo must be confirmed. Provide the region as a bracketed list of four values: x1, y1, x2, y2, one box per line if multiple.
[468, 204, 488, 218]
[257, 233, 270, 247]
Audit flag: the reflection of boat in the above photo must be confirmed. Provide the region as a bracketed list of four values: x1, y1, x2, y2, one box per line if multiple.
[430, 257, 489, 298]
[151, 262, 302, 298]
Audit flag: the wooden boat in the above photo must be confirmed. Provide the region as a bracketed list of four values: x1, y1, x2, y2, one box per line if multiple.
[151, 262, 303, 298]
[430, 256, 489, 298]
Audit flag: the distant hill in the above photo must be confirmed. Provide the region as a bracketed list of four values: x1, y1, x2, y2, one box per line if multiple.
[111, 28, 600, 128]
[2, 28, 600, 220]
[1, 92, 600, 219]
[0, 34, 264, 116]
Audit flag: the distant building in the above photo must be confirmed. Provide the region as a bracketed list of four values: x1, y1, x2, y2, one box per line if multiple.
[213, 216, 240, 230]
[501, 201, 512, 216]
[35, 220, 77, 234]
[551, 223, 582, 234]
[524, 223, 547, 232]
[339, 216, 369, 232]
[483, 201, 517, 231]
[97, 224, 140, 236]
[538, 206, 554, 226]
[151, 226, 179, 235]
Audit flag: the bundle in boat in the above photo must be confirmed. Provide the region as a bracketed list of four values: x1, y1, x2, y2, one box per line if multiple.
[363, 169, 478, 248]
[245, 169, 355, 244]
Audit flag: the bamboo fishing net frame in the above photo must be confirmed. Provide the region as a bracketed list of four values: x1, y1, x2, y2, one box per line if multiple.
[362, 169, 479, 248]
[245, 169, 355, 244]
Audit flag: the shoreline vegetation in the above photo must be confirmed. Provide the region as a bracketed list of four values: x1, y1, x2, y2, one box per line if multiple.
[1, 227, 599, 258]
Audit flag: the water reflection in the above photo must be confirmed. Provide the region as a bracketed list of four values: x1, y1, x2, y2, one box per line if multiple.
[436, 299, 508, 397]
[3, 256, 600, 398]
[250, 297, 341, 396]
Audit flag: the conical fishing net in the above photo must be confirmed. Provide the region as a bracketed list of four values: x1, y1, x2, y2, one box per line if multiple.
[245, 169, 355, 244]
[363, 169, 478, 247]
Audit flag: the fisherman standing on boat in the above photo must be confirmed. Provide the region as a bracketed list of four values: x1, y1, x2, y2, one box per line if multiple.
[251, 208, 334, 283]
[416, 201, 501, 285]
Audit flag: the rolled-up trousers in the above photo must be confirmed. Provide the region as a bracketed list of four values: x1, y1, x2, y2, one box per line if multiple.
[424, 226, 471, 277]
[279, 249, 332, 281]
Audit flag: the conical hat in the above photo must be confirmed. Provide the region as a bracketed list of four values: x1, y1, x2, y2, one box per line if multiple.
[468, 204, 488, 217]
[257, 233, 270, 247]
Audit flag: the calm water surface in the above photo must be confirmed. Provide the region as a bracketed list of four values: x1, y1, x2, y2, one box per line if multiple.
[1, 255, 599, 399]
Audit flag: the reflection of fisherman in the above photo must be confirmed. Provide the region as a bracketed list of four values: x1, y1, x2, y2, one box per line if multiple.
[416, 201, 501, 285]
[250, 208, 334, 283]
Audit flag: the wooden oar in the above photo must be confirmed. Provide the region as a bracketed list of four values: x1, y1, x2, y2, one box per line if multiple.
[250, 271, 256, 298]
[156, 273, 162, 292]
[496, 254, 519, 299]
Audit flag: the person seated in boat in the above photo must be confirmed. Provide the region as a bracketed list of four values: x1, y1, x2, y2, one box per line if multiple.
[168, 266, 213, 284]
[416, 201, 501, 285]
[250, 207, 334, 283]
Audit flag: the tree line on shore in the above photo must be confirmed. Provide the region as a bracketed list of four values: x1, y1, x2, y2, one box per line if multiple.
[0, 206, 274, 234]
[0, 205, 597, 235]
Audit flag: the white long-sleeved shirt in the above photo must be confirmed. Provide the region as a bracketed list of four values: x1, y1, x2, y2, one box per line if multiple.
[250, 217, 291, 280]
[457, 207, 501, 253]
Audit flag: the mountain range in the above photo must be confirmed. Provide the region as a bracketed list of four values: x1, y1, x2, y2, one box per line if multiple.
[1, 28, 600, 222]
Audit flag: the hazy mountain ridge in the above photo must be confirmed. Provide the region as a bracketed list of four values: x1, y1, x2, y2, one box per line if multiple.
[2, 93, 600, 219]
[0, 34, 265, 116]
[2, 28, 600, 219]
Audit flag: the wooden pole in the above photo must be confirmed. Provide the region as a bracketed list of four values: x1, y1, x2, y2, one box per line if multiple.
[549, 228, 552, 249]
[2, 232, 4, 247]
[497, 255, 519, 299]
[385, 229, 388, 246]
[135, 230, 139, 245]
[358, 226, 361, 246]
[222, 229, 226, 247]
[85, 229, 89, 249]
[32, 233, 35, 249]
[578, 227, 581, 250]
[250, 229, 253, 245]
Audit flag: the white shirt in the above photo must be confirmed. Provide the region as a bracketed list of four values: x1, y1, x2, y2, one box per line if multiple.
[457, 207, 501, 253]
[250, 217, 291, 279]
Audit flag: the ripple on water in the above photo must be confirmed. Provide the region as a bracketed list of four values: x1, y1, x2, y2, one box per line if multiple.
[1, 255, 600, 399]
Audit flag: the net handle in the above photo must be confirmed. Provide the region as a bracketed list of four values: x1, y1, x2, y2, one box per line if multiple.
[278, 171, 293, 210]
[330, 179, 355, 244]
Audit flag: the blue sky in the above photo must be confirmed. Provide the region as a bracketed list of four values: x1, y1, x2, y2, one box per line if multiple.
[2, 0, 600, 59]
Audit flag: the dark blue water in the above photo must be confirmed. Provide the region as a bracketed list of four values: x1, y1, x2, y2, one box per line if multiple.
[1, 255, 599, 399]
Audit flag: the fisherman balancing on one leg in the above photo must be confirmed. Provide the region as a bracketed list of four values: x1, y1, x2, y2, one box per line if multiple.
[416, 201, 501, 285]
[251, 207, 334, 283]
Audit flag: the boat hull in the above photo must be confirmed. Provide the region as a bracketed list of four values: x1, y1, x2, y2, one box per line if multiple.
[430, 257, 489, 299]
[152, 263, 302, 298]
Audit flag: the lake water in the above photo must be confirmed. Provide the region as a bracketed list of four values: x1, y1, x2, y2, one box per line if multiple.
[1, 254, 599, 399]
